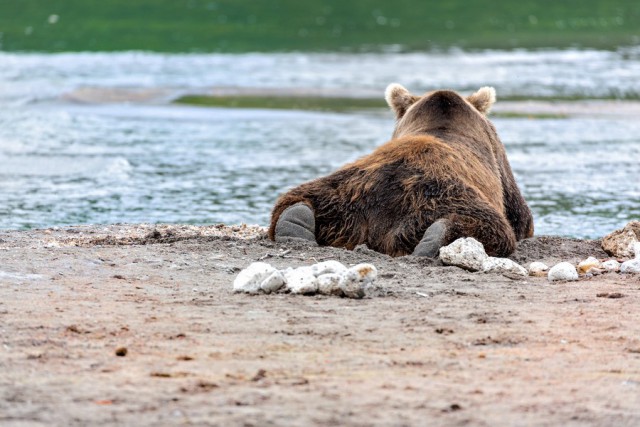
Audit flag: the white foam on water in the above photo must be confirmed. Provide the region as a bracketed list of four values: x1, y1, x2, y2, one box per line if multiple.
[0, 155, 132, 179]
[2, 48, 640, 104]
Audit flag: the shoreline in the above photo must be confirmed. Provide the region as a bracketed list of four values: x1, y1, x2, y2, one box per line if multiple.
[0, 223, 611, 265]
[58, 86, 640, 118]
[0, 223, 268, 249]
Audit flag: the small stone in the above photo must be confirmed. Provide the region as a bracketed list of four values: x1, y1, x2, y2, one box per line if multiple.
[339, 263, 378, 299]
[547, 262, 579, 282]
[260, 270, 285, 294]
[619, 242, 640, 274]
[620, 259, 640, 274]
[602, 221, 640, 258]
[317, 273, 343, 296]
[347, 263, 378, 284]
[439, 238, 488, 271]
[577, 257, 602, 275]
[233, 262, 277, 294]
[601, 259, 621, 272]
[284, 267, 318, 294]
[115, 347, 128, 357]
[482, 257, 527, 276]
[311, 260, 347, 277]
[528, 261, 549, 277]
[339, 272, 366, 299]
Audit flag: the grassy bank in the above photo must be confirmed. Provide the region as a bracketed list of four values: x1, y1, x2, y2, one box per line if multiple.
[175, 93, 640, 118]
[1, 0, 639, 52]
[174, 95, 386, 112]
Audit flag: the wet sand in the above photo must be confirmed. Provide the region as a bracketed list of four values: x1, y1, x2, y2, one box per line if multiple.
[1, 225, 639, 426]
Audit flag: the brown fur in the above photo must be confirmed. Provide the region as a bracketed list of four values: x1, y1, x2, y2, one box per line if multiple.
[269, 86, 534, 257]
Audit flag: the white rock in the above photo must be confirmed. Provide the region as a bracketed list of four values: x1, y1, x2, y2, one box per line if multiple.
[601, 259, 621, 272]
[438, 238, 488, 271]
[235, 260, 379, 298]
[528, 261, 549, 277]
[619, 242, 640, 273]
[233, 262, 277, 294]
[311, 260, 347, 277]
[339, 271, 366, 299]
[482, 257, 527, 276]
[348, 263, 378, 284]
[577, 257, 602, 275]
[620, 259, 640, 274]
[260, 270, 286, 293]
[284, 266, 318, 294]
[547, 262, 579, 282]
[339, 263, 378, 299]
[317, 273, 343, 296]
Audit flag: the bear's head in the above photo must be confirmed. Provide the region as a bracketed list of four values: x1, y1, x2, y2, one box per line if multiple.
[385, 84, 496, 139]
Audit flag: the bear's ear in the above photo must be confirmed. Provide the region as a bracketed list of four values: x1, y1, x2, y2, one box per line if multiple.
[385, 83, 419, 119]
[467, 86, 496, 114]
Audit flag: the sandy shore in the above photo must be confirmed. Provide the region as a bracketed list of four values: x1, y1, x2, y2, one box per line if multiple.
[1, 224, 639, 426]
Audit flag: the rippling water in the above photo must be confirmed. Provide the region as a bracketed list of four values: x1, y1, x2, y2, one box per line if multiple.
[1, 49, 639, 237]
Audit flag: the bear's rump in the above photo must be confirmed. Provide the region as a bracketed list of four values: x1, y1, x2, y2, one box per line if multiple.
[310, 160, 454, 254]
[317, 145, 500, 253]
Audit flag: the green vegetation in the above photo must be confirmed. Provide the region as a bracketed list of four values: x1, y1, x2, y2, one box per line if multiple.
[1, 0, 639, 52]
[175, 95, 386, 112]
[174, 94, 572, 118]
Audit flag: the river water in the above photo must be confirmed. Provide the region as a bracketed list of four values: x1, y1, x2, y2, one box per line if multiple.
[1, 49, 639, 237]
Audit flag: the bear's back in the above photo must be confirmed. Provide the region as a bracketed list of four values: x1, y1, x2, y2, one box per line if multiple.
[344, 134, 504, 213]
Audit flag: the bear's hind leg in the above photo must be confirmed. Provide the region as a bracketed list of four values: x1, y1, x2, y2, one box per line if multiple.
[412, 219, 449, 258]
[412, 201, 517, 258]
[273, 202, 317, 244]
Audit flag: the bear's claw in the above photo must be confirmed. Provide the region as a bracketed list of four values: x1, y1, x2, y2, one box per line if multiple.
[274, 203, 317, 244]
[412, 219, 449, 258]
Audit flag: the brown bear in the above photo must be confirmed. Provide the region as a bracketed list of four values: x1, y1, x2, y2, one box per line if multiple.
[268, 84, 534, 257]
